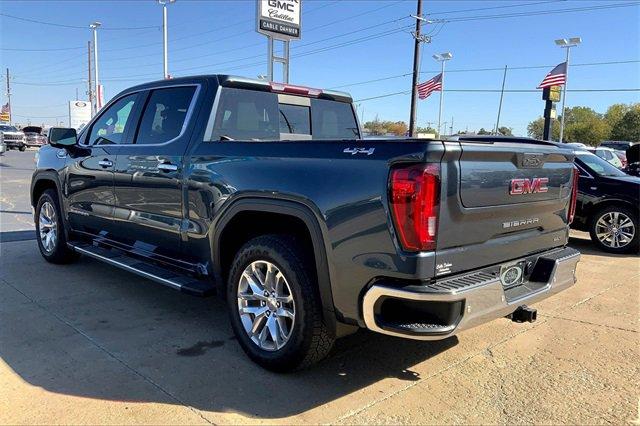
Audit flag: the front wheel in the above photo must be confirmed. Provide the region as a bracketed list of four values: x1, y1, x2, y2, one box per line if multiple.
[589, 205, 639, 254]
[227, 235, 334, 372]
[35, 189, 78, 263]
[19, 145, 26, 152]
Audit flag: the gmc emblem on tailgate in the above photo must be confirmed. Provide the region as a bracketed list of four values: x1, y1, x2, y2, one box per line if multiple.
[509, 177, 549, 195]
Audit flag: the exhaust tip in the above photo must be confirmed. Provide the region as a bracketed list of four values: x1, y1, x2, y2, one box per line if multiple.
[509, 305, 537, 323]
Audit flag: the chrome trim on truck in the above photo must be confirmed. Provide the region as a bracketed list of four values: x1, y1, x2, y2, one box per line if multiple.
[362, 247, 580, 340]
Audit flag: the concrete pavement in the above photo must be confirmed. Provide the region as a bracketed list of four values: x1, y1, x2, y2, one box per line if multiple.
[0, 150, 36, 232]
[1, 232, 638, 424]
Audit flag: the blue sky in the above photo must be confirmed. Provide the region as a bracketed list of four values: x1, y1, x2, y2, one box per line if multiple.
[1, 0, 639, 135]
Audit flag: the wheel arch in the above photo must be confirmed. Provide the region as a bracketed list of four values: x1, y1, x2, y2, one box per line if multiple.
[212, 198, 337, 332]
[587, 198, 639, 225]
[31, 172, 64, 208]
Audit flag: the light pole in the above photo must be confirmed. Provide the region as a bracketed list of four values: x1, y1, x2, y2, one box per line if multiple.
[158, 0, 176, 79]
[89, 22, 101, 113]
[555, 37, 581, 143]
[433, 52, 452, 138]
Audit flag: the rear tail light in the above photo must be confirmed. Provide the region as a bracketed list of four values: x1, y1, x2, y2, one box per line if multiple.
[389, 164, 440, 252]
[568, 166, 579, 224]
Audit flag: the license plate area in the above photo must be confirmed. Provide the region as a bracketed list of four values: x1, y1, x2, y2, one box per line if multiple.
[499, 261, 526, 289]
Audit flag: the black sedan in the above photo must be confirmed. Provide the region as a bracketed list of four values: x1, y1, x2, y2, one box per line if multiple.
[572, 151, 639, 254]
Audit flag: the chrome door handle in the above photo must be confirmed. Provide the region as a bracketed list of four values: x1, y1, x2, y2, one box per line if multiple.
[98, 159, 113, 168]
[157, 162, 178, 172]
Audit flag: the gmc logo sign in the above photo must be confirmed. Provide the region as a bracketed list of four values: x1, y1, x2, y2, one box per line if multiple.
[510, 177, 549, 195]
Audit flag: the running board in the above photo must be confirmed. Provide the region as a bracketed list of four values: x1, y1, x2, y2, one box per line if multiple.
[68, 242, 215, 297]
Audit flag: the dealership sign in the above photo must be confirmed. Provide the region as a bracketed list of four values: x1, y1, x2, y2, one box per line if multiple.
[68, 101, 91, 130]
[256, 0, 301, 40]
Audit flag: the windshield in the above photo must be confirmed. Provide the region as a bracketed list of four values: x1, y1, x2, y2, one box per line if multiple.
[0, 125, 19, 132]
[576, 152, 626, 177]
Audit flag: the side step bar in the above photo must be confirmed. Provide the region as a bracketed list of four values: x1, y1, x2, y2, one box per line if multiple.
[69, 242, 215, 297]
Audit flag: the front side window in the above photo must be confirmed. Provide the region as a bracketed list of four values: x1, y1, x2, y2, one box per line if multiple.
[210, 88, 279, 141]
[88, 94, 137, 145]
[135, 86, 196, 145]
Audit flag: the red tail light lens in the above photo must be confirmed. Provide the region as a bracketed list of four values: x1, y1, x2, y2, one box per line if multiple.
[389, 164, 440, 251]
[568, 166, 579, 224]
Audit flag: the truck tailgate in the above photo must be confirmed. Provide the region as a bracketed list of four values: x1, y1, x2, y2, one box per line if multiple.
[434, 141, 575, 277]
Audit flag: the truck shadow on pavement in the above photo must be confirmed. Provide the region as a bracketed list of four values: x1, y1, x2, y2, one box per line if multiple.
[0, 241, 458, 419]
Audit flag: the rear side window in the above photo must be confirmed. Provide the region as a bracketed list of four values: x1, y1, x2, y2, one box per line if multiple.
[210, 88, 279, 141]
[135, 86, 196, 145]
[311, 98, 359, 140]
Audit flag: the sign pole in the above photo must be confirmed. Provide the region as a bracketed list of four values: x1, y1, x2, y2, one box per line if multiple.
[268, 36, 274, 82]
[283, 40, 290, 83]
[558, 47, 571, 143]
[494, 65, 507, 134]
[5, 68, 11, 125]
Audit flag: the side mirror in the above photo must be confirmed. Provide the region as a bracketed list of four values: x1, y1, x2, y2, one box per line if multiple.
[48, 127, 78, 148]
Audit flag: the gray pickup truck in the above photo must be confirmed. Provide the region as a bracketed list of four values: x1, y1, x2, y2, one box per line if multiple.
[32, 75, 580, 371]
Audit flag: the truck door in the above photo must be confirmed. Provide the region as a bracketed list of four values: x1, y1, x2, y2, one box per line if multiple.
[66, 93, 141, 237]
[111, 85, 199, 261]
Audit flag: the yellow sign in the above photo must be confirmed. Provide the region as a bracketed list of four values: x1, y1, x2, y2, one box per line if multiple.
[549, 85, 561, 103]
[0, 112, 10, 122]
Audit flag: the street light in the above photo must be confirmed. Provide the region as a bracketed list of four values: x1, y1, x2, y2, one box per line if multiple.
[433, 52, 453, 138]
[158, 0, 176, 79]
[555, 36, 581, 143]
[89, 21, 101, 113]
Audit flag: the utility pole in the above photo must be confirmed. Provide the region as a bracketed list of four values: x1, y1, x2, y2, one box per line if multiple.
[494, 65, 507, 135]
[5, 68, 11, 125]
[449, 117, 454, 136]
[408, 0, 423, 137]
[87, 40, 94, 115]
[158, 0, 175, 79]
[90, 22, 101, 111]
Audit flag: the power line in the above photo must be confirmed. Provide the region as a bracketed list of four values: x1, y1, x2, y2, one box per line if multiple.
[0, 12, 159, 30]
[355, 88, 640, 103]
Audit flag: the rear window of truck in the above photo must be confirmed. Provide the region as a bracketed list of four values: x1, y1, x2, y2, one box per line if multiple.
[208, 87, 359, 141]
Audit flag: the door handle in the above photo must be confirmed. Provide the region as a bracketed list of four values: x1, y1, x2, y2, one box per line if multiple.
[98, 159, 113, 168]
[157, 162, 178, 172]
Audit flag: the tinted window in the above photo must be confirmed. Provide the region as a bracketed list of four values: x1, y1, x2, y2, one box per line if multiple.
[576, 153, 626, 177]
[0, 125, 18, 132]
[88, 94, 137, 145]
[311, 98, 359, 140]
[279, 104, 310, 134]
[135, 86, 196, 145]
[211, 88, 278, 141]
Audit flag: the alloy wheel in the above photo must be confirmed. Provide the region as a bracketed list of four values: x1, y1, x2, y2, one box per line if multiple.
[38, 201, 58, 253]
[237, 260, 295, 351]
[595, 211, 635, 249]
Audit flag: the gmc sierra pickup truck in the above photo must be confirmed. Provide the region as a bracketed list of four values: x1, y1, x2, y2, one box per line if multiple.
[32, 75, 580, 371]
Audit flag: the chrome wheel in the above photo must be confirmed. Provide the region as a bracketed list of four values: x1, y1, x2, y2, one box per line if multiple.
[237, 260, 295, 351]
[38, 201, 58, 253]
[595, 211, 635, 249]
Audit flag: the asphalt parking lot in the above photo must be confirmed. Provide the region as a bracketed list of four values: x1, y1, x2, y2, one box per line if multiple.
[1, 150, 638, 424]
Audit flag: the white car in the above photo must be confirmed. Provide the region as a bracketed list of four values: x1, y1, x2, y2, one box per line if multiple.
[0, 133, 6, 155]
[588, 146, 624, 169]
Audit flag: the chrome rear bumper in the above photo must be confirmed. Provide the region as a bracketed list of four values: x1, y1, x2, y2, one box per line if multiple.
[362, 247, 580, 340]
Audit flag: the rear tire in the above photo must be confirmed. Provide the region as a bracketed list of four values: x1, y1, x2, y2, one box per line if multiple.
[35, 189, 78, 263]
[589, 205, 639, 254]
[227, 234, 334, 372]
[19, 145, 26, 152]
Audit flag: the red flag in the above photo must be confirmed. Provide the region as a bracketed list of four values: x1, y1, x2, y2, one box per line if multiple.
[537, 62, 567, 89]
[417, 73, 443, 100]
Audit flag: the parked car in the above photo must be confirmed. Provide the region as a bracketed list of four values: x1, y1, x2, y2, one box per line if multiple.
[23, 126, 48, 148]
[578, 146, 624, 169]
[614, 150, 627, 169]
[600, 141, 635, 151]
[0, 133, 6, 156]
[626, 144, 639, 177]
[0, 124, 26, 151]
[571, 151, 639, 253]
[31, 75, 581, 371]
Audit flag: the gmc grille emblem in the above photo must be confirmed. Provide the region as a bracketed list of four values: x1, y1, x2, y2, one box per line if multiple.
[510, 177, 549, 195]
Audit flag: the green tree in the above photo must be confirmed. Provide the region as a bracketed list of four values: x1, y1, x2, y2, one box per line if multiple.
[416, 126, 437, 134]
[604, 103, 631, 129]
[477, 128, 491, 135]
[387, 121, 408, 136]
[527, 117, 560, 140]
[562, 107, 609, 145]
[497, 126, 513, 136]
[611, 106, 640, 141]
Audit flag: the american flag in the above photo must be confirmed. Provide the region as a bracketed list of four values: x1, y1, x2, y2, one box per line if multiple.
[1, 103, 9, 114]
[537, 62, 567, 89]
[417, 73, 443, 100]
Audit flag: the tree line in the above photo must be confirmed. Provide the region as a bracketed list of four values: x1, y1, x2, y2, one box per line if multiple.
[527, 103, 640, 145]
